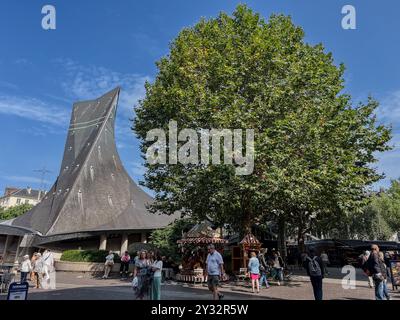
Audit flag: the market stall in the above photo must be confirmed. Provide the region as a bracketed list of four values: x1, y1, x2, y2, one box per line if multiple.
[231, 233, 261, 273]
[176, 221, 227, 282]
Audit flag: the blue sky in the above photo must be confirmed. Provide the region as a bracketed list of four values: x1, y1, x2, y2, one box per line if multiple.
[0, 0, 399, 195]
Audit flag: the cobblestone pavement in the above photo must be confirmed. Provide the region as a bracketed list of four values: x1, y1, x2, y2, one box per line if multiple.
[1, 269, 399, 300]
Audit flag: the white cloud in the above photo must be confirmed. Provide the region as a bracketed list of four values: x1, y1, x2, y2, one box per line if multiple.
[0, 60, 149, 142]
[0, 95, 69, 127]
[377, 90, 400, 127]
[375, 133, 400, 171]
[17, 124, 66, 136]
[14, 58, 32, 66]
[374, 90, 400, 187]
[58, 59, 150, 117]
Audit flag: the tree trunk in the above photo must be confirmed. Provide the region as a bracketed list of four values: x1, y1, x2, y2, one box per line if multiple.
[296, 212, 307, 253]
[238, 210, 252, 239]
[277, 215, 287, 260]
[297, 228, 306, 253]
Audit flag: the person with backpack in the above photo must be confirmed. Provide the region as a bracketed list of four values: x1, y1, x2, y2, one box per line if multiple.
[303, 249, 324, 300]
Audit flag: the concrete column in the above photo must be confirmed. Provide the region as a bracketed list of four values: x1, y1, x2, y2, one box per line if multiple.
[14, 236, 22, 262]
[99, 234, 107, 250]
[120, 234, 128, 254]
[140, 232, 147, 244]
[2, 235, 12, 261]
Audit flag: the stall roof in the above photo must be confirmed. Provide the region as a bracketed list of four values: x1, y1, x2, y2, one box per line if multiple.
[239, 233, 261, 245]
[177, 237, 228, 244]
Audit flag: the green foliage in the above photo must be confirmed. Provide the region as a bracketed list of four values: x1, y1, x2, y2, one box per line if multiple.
[133, 4, 392, 239]
[356, 180, 400, 240]
[379, 180, 400, 232]
[60, 250, 120, 263]
[313, 179, 400, 241]
[149, 218, 195, 259]
[0, 204, 33, 221]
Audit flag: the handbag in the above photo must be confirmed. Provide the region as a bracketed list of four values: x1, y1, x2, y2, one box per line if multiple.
[132, 276, 138, 288]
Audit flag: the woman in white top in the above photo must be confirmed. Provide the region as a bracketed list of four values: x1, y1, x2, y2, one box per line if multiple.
[20, 255, 32, 283]
[151, 253, 163, 300]
[41, 249, 55, 289]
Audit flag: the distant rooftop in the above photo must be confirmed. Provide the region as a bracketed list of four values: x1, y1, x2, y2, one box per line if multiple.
[2, 186, 45, 200]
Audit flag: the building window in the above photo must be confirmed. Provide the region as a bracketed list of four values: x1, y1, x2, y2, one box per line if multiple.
[16, 198, 21, 205]
[25, 199, 29, 204]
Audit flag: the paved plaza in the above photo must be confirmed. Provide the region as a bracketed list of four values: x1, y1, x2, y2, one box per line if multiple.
[1, 268, 399, 300]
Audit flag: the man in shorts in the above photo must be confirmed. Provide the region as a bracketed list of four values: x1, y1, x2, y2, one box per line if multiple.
[205, 244, 225, 300]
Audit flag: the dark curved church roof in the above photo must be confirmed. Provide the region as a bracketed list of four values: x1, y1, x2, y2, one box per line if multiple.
[9, 88, 178, 238]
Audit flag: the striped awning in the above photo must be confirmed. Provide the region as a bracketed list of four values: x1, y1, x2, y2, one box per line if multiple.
[177, 237, 228, 244]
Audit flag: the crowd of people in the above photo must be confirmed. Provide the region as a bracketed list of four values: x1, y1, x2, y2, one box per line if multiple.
[5, 243, 395, 301]
[14, 249, 56, 289]
[359, 244, 395, 300]
[101, 249, 177, 300]
[247, 248, 288, 293]
[203, 243, 398, 301]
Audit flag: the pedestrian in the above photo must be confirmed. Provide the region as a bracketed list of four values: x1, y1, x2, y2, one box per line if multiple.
[320, 251, 330, 275]
[129, 251, 140, 277]
[32, 252, 43, 289]
[378, 251, 391, 300]
[29, 252, 38, 281]
[120, 251, 131, 278]
[168, 257, 178, 279]
[151, 253, 163, 300]
[303, 249, 324, 300]
[205, 244, 225, 300]
[133, 250, 150, 300]
[271, 251, 284, 286]
[360, 250, 374, 288]
[134, 251, 140, 264]
[102, 251, 114, 279]
[20, 255, 32, 283]
[367, 244, 385, 300]
[384, 252, 392, 276]
[258, 249, 270, 289]
[248, 251, 260, 293]
[41, 249, 55, 289]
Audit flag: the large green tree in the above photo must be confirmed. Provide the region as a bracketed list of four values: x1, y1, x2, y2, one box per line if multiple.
[134, 5, 392, 252]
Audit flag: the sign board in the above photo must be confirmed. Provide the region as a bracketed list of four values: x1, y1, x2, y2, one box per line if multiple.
[389, 260, 400, 290]
[6, 282, 29, 300]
